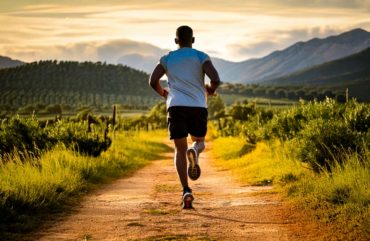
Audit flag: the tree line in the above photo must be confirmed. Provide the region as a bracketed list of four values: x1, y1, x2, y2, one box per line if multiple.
[0, 60, 160, 113]
[219, 82, 348, 102]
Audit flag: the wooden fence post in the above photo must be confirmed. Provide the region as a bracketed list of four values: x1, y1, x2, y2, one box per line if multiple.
[112, 105, 116, 128]
[87, 114, 92, 133]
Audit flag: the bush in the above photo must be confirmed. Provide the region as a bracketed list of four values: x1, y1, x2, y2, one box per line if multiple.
[344, 101, 370, 132]
[229, 101, 256, 121]
[0, 116, 111, 158]
[47, 120, 111, 157]
[116, 102, 167, 131]
[0, 117, 52, 159]
[207, 95, 225, 119]
[297, 119, 361, 172]
[213, 98, 370, 172]
[264, 105, 307, 141]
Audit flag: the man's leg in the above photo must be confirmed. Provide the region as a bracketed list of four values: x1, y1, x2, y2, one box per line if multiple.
[174, 137, 194, 209]
[186, 136, 204, 181]
[190, 136, 205, 154]
[174, 137, 188, 188]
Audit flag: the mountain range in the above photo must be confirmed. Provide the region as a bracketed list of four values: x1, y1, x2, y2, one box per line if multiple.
[262, 47, 370, 86]
[1, 28, 370, 87]
[0, 56, 24, 69]
[215, 28, 370, 83]
[98, 28, 370, 85]
[110, 28, 370, 85]
[260, 46, 370, 101]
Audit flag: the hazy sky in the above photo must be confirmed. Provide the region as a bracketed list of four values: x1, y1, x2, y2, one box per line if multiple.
[1, 0, 370, 62]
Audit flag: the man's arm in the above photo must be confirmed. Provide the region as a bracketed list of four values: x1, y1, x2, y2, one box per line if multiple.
[149, 64, 168, 98]
[203, 60, 221, 95]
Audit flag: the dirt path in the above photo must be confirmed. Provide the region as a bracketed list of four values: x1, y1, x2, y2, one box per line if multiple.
[30, 141, 307, 241]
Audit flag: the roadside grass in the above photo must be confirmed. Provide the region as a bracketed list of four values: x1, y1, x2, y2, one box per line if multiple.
[0, 129, 170, 236]
[211, 136, 370, 240]
[285, 153, 370, 240]
[212, 137, 304, 186]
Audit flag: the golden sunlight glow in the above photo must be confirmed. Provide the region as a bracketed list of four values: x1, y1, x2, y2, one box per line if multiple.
[1, 1, 370, 62]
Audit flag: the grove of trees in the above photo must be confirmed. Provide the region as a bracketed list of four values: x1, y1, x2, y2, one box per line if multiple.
[0, 60, 160, 114]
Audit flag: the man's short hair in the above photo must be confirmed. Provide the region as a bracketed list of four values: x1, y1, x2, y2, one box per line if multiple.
[176, 26, 193, 44]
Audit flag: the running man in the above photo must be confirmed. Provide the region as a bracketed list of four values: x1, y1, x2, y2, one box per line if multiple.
[149, 25, 221, 209]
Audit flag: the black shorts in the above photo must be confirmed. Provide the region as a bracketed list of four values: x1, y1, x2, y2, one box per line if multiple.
[167, 106, 208, 140]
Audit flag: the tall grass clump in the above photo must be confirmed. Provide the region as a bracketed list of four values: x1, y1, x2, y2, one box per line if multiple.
[285, 152, 370, 240]
[212, 137, 304, 186]
[0, 129, 170, 236]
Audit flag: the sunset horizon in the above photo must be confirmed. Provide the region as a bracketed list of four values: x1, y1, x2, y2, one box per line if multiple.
[1, 0, 370, 63]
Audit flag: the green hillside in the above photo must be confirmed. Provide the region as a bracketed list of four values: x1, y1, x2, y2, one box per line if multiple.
[0, 60, 159, 112]
[218, 82, 346, 104]
[262, 47, 370, 101]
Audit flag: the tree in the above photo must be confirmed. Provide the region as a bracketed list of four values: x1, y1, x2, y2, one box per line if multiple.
[207, 95, 225, 119]
[229, 102, 256, 121]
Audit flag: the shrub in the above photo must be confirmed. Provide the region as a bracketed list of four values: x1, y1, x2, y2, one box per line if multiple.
[47, 120, 111, 157]
[0, 116, 111, 159]
[297, 119, 362, 172]
[207, 95, 225, 119]
[214, 98, 370, 172]
[0, 117, 52, 159]
[344, 101, 370, 132]
[229, 101, 256, 121]
[264, 105, 307, 141]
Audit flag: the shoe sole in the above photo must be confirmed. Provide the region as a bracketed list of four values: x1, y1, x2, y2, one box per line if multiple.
[182, 193, 194, 209]
[188, 165, 201, 181]
[187, 149, 201, 180]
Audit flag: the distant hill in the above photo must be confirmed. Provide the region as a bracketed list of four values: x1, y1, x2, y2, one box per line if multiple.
[212, 57, 238, 77]
[116, 48, 234, 75]
[0, 60, 159, 109]
[261, 47, 370, 101]
[0, 56, 24, 69]
[220, 28, 370, 83]
[117, 54, 162, 74]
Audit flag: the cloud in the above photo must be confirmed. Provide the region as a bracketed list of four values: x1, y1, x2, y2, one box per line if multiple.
[1, 1, 370, 62]
[357, 20, 370, 28]
[276, 0, 370, 9]
[96, 40, 168, 62]
[4, 1, 370, 15]
[230, 41, 278, 57]
[229, 26, 344, 59]
[0, 39, 168, 64]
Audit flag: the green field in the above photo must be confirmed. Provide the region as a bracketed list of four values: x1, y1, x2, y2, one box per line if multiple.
[18, 109, 148, 120]
[219, 93, 297, 107]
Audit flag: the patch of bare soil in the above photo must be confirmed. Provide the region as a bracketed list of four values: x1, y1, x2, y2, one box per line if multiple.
[29, 141, 316, 241]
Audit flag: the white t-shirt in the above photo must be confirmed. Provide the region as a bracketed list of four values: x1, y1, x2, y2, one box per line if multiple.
[160, 47, 210, 109]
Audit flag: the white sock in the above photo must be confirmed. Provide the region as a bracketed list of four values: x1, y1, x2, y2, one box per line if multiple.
[191, 141, 205, 154]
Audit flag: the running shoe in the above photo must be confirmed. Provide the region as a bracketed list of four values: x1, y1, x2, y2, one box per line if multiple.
[187, 147, 201, 180]
[182, 186, 194, 209]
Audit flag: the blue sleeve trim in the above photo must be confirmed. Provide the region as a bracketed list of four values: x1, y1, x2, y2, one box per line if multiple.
[196, 51, 210, 64]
